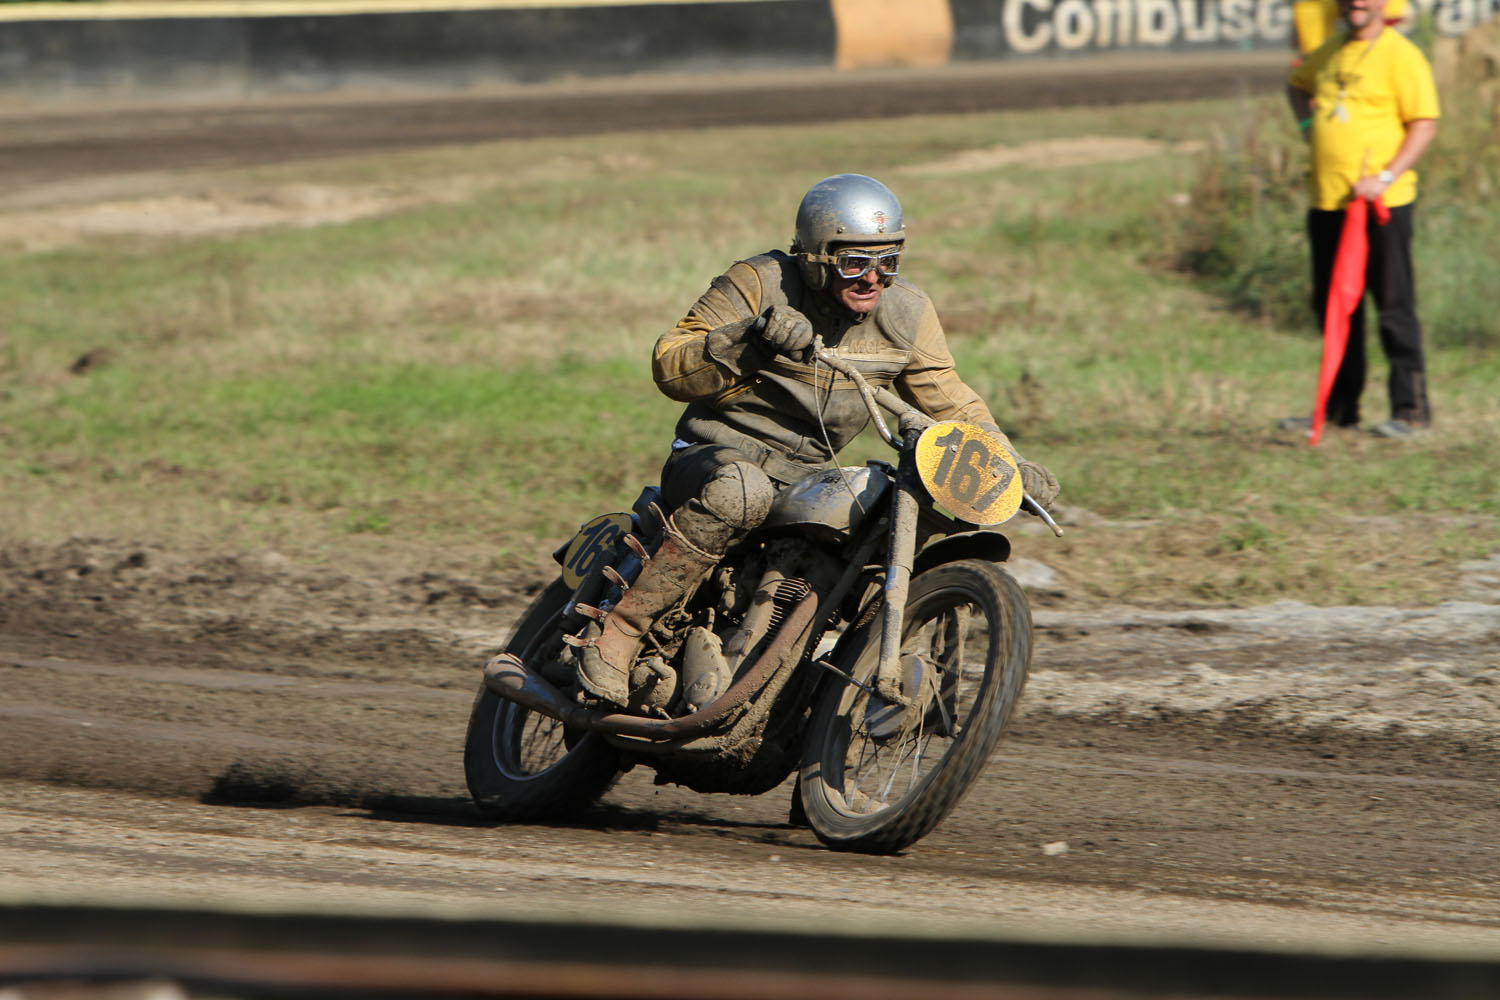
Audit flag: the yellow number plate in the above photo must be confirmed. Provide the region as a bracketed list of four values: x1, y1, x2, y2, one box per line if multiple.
[559, 512, 634, 590]
[915, 422, 1022, 526]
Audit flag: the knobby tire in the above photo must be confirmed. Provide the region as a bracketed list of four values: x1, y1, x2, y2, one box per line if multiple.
[463, 578, 622, 821]
[798, 559, 1031, 853]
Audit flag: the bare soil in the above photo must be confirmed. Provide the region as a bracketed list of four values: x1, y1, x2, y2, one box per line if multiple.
[3, 58, 1500, 969]
[3, 527, 1499, 958]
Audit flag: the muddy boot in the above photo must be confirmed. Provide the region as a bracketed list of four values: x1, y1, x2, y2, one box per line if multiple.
[574, 519, 720, 706]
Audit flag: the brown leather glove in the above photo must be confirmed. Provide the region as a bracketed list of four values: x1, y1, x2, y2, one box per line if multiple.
[757, 304, 814, 362]
[1018, 460, 1060, 512]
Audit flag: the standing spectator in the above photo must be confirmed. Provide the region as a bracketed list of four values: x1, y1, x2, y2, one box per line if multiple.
[1283, 0, 1440, 438]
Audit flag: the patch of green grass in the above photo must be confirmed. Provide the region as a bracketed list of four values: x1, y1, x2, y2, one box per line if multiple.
[2, 94, 1495, 604]
[5, 353, 676, 541]
[1217, 518, 1278, 554]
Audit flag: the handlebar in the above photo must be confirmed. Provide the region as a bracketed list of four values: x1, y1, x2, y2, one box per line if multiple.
[810, 344, 927, 447]
[810, 341, 1063, 536]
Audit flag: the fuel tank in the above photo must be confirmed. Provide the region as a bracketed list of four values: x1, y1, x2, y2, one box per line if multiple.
[760, 461, 893, 543]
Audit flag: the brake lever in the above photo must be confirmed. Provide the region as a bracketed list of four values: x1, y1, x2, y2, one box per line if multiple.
[1022, 495, 1065, 536]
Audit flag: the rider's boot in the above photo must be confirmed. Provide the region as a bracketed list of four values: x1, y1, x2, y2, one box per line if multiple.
[574, 517, 720, 706]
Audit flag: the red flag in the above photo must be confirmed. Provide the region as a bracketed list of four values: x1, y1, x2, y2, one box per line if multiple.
[1309, 194, 1391, 444]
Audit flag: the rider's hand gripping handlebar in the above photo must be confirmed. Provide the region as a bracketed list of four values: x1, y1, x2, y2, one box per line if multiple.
[809, 342, 1063, 537]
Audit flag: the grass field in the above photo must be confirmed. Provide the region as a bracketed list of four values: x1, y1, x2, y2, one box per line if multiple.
[2, 89, 1496, 608]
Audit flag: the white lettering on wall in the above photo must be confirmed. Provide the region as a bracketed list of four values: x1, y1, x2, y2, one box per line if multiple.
[1179, 0, 1219, 41]
[1436, 0, 1471, 33]
[1136, 0, 1180, 44]
[1217, 0, 1256, 40]
[1055, 0, 1097, 47]
[1255, 0, 1291, 38]
[1093, 0, 1119, 45]
[998, 0, 1492, 54]
[1001, 0, 1291, 50]
[1005, 0, 1054, 54]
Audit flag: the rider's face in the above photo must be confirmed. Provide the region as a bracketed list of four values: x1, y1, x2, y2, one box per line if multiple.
[828, 243, 899, 314]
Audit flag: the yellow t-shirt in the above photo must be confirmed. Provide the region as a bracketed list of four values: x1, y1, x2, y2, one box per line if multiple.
[1289, 28, 1440, 210]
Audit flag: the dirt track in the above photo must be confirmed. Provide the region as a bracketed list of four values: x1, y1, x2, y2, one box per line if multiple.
[0, 51, 1288, 189]
[4, 530, 1499, 958]
[3, 54, 1500, 978]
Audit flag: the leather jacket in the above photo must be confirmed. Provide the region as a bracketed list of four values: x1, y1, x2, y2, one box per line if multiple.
[653, 250, 1012, 484]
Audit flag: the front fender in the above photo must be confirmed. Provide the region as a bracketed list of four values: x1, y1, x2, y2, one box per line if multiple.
[913, 529, 1011, 577]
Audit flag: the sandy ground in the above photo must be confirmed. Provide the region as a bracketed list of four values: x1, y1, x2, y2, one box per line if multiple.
[3, 57, 1500, 992]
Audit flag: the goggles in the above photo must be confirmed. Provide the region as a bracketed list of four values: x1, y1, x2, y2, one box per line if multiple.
[802, 247, 902, 280]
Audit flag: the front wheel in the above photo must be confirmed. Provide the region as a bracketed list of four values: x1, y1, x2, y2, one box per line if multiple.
[798, 559, 1031, 853]
[464, 578, 622, 821]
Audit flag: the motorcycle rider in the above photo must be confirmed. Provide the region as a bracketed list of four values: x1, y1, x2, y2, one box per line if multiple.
[574, 173, 1060, 706]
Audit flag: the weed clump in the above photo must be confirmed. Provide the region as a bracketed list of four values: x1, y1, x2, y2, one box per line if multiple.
[1166, 105, 1309, 330]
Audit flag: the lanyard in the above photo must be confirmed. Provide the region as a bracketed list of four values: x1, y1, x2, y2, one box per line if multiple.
[1330, 28, 1384, 122]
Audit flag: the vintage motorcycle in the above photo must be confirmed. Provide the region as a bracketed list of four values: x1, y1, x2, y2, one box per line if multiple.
[464, 345, 1061, 853]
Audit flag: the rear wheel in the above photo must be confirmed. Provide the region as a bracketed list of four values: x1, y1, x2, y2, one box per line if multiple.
[464, 578, 622, 820]
[798, 559, 1030, 853]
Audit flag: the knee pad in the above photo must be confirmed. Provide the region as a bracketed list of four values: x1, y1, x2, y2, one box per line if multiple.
[700, 460, 775, 529]
[673, 460, 774, 552]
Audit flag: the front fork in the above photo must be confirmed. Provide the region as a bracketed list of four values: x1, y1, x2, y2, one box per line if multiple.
[874, 419, 925, 703]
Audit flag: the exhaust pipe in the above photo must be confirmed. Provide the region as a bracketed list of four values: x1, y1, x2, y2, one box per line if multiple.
[483, 593, 818, 741]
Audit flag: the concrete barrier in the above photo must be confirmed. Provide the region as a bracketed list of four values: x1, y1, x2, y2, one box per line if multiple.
[0, 0, 1494, 104]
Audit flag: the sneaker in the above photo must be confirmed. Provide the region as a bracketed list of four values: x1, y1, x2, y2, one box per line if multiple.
[1370, 418, 1430, 439]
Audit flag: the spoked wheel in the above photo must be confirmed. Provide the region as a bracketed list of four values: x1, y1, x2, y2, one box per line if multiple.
[798, 559, 1031, 853]
[464, 578, 622, 820]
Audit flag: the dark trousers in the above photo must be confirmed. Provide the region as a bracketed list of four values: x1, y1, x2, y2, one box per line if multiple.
[1307, 203, 1430, 426]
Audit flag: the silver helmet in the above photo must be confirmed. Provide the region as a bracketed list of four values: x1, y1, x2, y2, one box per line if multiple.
[791, 173, 906, 291]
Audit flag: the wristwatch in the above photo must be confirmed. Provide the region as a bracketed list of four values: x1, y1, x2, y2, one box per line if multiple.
[1377, 169, 1396, 185]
